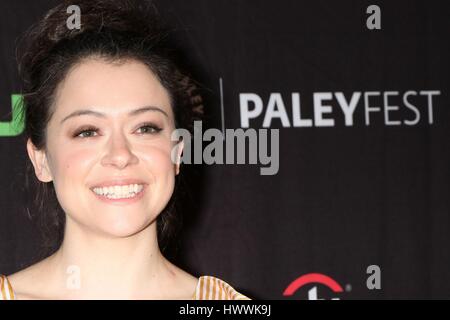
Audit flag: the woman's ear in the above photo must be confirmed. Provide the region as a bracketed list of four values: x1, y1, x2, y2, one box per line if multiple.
[174, 139, 184, 176]
[26, 138, 53, 182]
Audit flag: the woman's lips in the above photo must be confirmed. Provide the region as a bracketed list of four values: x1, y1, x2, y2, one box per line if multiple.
[90, 178, 147, 188]
[90, 184, 147, 206]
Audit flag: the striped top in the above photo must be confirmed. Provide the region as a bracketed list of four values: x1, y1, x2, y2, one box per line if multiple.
[193, 275, 250, 300]
[0, 275, 15, 300]
[0, 274, 250, 300]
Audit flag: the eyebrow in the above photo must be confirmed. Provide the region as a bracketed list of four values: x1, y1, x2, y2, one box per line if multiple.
[60, 106, 169, 124]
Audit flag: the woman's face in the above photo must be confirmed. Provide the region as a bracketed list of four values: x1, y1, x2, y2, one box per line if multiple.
[27, 58, 183, 238]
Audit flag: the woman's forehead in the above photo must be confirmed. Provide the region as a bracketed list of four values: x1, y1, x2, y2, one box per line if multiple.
[52, 58, 173, 120]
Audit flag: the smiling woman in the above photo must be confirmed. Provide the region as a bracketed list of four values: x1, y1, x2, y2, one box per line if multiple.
[0, 0, 250, 300]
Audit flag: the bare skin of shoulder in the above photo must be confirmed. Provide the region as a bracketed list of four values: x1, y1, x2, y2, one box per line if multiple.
[8, 255, 199, 300]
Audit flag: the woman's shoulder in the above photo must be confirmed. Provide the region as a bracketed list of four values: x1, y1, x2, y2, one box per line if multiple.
[1, 258, 51, 300]
[2, 272, 252, 300]
[193, 275, 251, 300]
[0, 274, 16, 300]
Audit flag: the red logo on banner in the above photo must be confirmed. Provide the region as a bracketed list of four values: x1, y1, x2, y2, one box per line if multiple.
[283, 273, 344, 300]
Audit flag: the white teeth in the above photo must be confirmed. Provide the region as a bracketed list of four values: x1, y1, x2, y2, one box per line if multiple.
[92, 184, 144, 199]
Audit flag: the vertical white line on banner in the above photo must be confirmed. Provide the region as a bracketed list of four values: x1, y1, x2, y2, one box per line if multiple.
[219, 77, 225, 140]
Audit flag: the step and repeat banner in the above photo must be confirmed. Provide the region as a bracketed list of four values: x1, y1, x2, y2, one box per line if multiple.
[0, 0, 449, 299]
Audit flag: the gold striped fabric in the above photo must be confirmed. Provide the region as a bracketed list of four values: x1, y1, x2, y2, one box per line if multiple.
[193, 276, 250, 300]
[0, 275, 15, 300]
[0, 274, 249, 300]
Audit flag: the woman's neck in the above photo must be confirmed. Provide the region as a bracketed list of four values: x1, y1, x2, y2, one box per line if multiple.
[46, 218, 177, 299]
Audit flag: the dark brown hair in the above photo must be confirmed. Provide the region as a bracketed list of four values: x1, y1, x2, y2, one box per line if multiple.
[17, 0, 203, 258]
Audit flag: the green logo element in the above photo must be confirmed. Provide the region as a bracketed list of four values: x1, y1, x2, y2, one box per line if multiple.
[0, 94, 25, 137]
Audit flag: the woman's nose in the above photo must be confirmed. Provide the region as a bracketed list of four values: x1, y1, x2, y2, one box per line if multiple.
[101, 132, 138, 169]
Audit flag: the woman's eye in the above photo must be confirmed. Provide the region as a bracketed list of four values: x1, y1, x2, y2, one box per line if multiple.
[72, 124, 162, 139]
[74, 128, 99, 138]
[136, 124, 162, 135]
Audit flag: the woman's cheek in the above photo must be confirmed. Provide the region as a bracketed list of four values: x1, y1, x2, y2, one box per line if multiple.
[53, 148, 98, 184]
[141, 147, 173, 174]
[67, 147, 98, 167]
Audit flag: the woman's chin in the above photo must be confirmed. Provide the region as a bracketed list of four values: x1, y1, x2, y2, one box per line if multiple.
[92, 217, 154, 239]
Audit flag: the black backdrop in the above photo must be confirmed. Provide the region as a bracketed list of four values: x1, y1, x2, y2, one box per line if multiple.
[0, 0, 449, 299]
